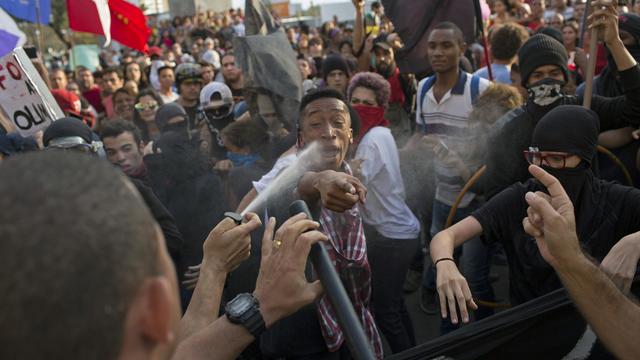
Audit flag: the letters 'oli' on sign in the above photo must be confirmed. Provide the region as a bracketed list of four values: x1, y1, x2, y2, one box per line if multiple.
[0, 48, 63, 136]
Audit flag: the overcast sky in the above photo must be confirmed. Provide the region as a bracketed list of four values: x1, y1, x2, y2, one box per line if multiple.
[231, 0, 349, 10]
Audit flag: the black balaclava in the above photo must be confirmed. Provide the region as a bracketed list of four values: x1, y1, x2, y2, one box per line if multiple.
[155, 103, 189, 134]
[531, 105, 599, 208]
[599, 13, 640, 97]
[154, 130, 206, 183]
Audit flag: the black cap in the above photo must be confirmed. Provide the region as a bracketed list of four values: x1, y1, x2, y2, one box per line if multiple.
[532, 105, 599, 165]
[518, 34, 569, 87]
[373, 34, 392, 50]
[43, 117, 93, 147]
[322, 54, 350, 80]
[536, 27, 563, 45]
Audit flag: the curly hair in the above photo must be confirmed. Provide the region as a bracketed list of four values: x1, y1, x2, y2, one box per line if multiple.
[490, 23, 529, 61]
[346, 72, 391, 108]
[469, 83, 524, 125]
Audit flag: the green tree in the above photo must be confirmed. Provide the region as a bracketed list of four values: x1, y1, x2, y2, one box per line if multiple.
[50, 0, 71, 48]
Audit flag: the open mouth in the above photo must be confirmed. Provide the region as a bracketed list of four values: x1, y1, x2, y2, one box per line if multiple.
[321, 146, 340, 158]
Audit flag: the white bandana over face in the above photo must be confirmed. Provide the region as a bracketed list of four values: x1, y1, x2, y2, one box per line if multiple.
[528, 78, 565, 106]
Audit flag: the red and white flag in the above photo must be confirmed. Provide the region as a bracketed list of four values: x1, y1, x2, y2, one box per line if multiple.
[67, 0, 150, 53]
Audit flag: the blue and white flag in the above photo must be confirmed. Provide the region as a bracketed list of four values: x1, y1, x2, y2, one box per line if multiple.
[0, 0, 51, 24]
[0, 6, 26, 58]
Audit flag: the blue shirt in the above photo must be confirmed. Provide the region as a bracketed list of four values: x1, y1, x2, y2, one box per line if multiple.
[474, 63, 512, 84]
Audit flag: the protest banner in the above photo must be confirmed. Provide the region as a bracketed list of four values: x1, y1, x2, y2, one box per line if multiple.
[0, 48, 63, 136]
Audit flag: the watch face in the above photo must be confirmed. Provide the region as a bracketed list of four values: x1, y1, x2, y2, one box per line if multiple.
[229, 294, 253, 314]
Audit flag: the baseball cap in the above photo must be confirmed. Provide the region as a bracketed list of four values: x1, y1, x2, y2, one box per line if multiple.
[201, 49, 221, 69]
[148, 46, 163, 59]
[51, 89, 82, 118]
[373, 34, 392, 51]
[200, 82, 233, 109]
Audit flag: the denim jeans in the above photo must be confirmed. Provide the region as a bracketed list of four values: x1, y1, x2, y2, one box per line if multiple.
[422, 199, 495, 334]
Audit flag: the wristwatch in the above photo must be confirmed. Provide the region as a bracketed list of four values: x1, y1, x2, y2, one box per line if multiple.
[225, 293, 266, 338]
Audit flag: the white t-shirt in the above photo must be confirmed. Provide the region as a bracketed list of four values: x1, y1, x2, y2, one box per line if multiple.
[355, 127, 420, 239]
[160, 92, 179, 104]
[252, 153, 297, 194]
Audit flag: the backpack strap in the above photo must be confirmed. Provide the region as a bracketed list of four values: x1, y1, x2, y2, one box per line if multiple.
[470, 74, 481, 104]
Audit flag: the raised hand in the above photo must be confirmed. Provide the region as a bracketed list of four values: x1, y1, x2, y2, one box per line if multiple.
[253, 213, 327, 327]
[522, 165, 581, 267]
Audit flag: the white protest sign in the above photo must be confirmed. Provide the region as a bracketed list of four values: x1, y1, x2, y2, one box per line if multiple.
[0, 48, 63, 136]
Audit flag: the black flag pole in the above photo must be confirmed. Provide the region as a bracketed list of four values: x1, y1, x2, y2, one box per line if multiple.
[288, 200, 376, 360]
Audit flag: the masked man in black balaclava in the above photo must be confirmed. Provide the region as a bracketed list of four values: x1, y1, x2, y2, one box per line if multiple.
[484, 3, 640, 199]
[430, 105, 640, 334]
[145, 103, 227, 309]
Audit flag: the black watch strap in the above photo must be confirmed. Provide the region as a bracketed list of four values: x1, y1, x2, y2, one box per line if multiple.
[225, 293, 266, 338]
[243, 308, 266, 338]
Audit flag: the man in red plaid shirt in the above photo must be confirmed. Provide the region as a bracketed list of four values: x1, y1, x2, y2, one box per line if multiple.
[259, 88, 383, 359]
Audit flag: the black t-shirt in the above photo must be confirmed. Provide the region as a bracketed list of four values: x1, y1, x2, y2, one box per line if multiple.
[472, 178, 640, 305]
[182, 103, 199, 130]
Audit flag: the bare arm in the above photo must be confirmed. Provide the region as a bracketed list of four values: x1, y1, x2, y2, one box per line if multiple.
[598, 127, 634, 149]
[177, 214, 262, 341]
[599, 231, 640, 292]
[524, 164, 640, 360]
[594, 3, 637, 72]
[353, 0, 365, 53]
[173, 315, 256, 360]
[429, 216, 483, 262]
[173, 214, 325, 360]
[430, 216, 483, 324]
[356, 35, 374, 73]
[554, 253, 640, 360]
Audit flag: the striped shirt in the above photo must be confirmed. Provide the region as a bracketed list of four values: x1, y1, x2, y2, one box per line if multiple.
[416, 70, 490, 207]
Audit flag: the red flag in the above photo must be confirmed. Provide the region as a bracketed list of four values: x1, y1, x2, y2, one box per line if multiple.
[67, 0, 150, 53]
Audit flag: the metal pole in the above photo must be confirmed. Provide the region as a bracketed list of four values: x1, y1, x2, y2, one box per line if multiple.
[288, 200, 376, 360]
[34, 0, 44, 56]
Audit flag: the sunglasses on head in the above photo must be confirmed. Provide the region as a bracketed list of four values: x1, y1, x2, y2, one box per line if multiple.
[134, 102, 158, 111]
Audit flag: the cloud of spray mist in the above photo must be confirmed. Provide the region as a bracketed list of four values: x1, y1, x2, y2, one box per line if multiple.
[398, 83, 524, 222]
[241, 142, 322, 216]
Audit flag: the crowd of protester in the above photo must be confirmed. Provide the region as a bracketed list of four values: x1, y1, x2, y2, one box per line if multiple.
[5, 0, 640, 359]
